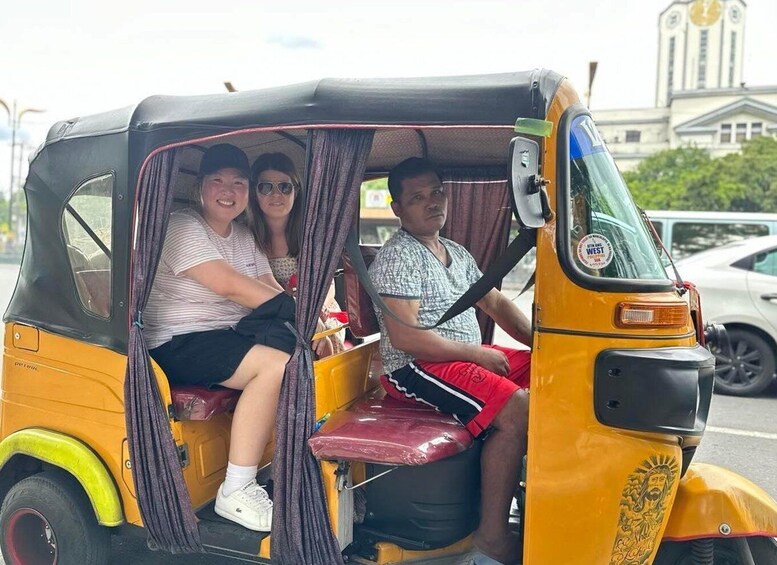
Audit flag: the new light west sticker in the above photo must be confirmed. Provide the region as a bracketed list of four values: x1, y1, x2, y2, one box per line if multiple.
[577, 234, 614, 270]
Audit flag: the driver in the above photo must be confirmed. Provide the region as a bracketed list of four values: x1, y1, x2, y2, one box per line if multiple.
[368, 157, 533, 565]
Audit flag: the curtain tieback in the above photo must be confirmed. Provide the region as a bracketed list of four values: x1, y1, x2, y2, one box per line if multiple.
[285, 320, 302, 345]
[133, 311, 144, 329]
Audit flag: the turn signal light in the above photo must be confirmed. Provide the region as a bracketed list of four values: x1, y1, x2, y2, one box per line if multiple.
[615, 302, 689, 328]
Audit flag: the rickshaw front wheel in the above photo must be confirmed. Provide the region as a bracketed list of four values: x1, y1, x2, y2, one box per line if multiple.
[654, 536, 777, 564]
[0, 469, 110, 565]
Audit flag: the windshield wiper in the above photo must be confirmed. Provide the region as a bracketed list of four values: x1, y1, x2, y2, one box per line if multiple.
[639, 207, 685, 296]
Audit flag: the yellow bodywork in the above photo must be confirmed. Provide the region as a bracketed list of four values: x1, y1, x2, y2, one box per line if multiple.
[1, 324, 137, 522]
[4, 81, 777, 565]
[523, 80, 703, 565]
[370, 537, 473, 564]
[1, 322, 379, 547]
[0, 428, 123, 526]
[664, 463, 777, 540]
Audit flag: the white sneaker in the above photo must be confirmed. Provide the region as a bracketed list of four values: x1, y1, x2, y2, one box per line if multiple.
[214, 479, 273, 532]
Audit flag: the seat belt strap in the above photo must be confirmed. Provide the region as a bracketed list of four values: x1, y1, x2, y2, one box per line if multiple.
[518, 271, 535, 297]
[345, 226, 537, 330]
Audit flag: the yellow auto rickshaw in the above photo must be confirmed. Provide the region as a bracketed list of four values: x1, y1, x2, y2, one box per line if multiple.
[2, 69, 776, 564]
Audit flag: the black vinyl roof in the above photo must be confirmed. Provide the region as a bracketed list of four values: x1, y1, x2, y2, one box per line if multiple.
[14, 69, 568, 353]
[46, 69, 565, 144]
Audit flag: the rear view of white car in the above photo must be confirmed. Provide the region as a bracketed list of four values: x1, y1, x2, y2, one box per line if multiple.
[675, 235, 777, 396]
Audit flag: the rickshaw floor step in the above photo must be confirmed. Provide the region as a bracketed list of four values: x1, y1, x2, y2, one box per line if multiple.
[196, 502, 270, 558]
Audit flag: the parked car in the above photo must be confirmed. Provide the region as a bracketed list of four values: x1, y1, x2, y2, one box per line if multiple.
[675, 235, 777, 396]
[648, 210, 777, 263]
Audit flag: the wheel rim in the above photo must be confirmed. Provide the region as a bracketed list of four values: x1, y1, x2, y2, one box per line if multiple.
[4, 508, 58, 565]
[713, 337, 766, 390]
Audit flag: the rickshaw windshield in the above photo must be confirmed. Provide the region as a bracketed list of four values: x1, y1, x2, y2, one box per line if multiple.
[567, 115, 667, 281]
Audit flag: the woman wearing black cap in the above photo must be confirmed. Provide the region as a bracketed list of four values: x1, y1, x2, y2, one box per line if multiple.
[144, 143, 292, 532]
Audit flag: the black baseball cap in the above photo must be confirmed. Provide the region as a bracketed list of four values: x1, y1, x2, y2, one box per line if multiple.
[199, 144, 250, 178]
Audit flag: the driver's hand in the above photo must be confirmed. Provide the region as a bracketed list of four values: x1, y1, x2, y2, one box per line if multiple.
[475, 348, 510, 376]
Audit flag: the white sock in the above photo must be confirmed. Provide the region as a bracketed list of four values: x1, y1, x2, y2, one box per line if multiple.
[222, 462, 258, 497]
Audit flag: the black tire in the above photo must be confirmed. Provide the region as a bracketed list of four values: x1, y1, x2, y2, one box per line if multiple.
[712, 328, 776, 396]
[654, 537, 777, 565]
[0, 469, 110, 565]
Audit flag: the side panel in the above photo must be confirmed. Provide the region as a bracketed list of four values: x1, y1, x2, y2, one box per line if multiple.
[524, 332, 687, 565]
[663, 463, 777, 540]
[523, 84, 700, 565]
[1, 326, 140, 524]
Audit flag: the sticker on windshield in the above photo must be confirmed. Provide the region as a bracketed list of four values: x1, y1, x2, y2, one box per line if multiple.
[577, 234, 613, 270]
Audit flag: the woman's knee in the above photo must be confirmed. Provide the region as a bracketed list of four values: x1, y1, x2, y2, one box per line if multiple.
[221, 345, 289, 389]
[246, 345, 289, 375]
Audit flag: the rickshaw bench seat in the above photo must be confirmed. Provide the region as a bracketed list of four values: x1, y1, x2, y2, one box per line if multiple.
[170, 385, 239, 421]
[308, 391, 474, 466]
[319, 246, 474, 465]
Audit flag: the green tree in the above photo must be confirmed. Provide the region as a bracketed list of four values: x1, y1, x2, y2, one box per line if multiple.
[623, 146, 715, 210]
[623, 137, 777, 212]
[727, 136, 777, 212]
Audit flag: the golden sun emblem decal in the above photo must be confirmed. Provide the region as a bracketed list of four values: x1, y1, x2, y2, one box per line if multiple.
[610, 455, 679, 565]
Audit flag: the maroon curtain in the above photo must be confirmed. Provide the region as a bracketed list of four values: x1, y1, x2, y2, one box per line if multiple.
[271, 129, 374, 564]
[125, 149, 203, 553]
[440, 168, 511, 344]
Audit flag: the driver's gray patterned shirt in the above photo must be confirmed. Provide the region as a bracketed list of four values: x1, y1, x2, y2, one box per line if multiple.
[368, 228, 483, 373]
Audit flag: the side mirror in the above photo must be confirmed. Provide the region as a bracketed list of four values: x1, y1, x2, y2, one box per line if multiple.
[508, 137, 549, 229]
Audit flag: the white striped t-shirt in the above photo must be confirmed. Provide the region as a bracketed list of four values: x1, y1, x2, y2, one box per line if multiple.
[143, 209, 272, 349]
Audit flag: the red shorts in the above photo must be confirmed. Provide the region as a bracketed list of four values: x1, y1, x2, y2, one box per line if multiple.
[381, 345, 531, 437]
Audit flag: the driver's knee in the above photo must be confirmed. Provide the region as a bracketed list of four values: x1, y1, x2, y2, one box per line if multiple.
[491, 389, 529, 435]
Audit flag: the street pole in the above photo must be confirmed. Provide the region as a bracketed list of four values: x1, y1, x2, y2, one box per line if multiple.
[0, 102, 45, 238]
[586, 61, 598, 108]
[8, 101, 17, 230]
[15, 141, 25, 236]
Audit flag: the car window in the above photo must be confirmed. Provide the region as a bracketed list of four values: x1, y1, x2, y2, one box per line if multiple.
[671, 222, 770, 261]
[752, 249, 777, 277]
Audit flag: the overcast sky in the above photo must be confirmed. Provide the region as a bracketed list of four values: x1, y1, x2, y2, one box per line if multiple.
[1, 0, 776, 192]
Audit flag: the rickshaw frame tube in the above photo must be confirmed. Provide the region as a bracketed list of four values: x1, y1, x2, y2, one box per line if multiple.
[663, 463, 777, 541]
[0, 428, 123, 526]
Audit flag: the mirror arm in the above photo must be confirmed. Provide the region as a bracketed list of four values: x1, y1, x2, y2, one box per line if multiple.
[540, 186, 553, 221]
[527, 175, 550, 195]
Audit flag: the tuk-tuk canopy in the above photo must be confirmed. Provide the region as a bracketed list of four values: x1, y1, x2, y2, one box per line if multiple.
[7, 69, 565, 353]
[47, 70, 564, 146]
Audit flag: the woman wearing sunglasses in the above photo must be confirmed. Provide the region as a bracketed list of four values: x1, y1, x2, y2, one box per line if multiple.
[247, 153, 345, 358]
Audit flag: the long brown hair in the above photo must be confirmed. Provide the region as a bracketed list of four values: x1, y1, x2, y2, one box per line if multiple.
[246, 153, 303, 257]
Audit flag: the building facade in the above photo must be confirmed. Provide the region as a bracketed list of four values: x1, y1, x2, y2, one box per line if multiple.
[595, 0, 777, 171]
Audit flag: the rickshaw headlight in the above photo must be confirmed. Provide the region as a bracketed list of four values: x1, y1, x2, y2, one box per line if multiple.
[615, 302, 689, 328]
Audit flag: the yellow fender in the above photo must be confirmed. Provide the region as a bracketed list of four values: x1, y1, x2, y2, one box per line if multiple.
[663, 463, 777, 541]
[0, 428, 123, 527]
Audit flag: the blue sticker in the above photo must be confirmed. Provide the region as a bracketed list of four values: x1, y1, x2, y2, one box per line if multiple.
[570, 115, 607, 161]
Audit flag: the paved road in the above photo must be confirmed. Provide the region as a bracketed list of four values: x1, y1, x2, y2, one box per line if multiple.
[0, 264, 775, 563]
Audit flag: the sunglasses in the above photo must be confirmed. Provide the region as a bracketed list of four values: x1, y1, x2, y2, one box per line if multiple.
[256, 181, 295, 196]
